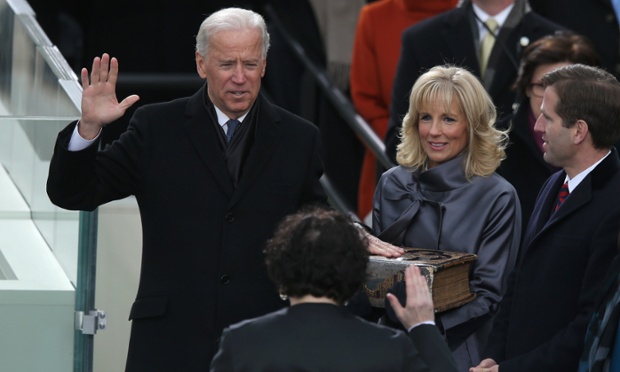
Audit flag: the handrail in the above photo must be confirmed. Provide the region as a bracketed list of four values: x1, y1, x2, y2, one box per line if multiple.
[320, 175, 360, 222]
[263, 4, 395, 171]
[116, 73, 203, 91]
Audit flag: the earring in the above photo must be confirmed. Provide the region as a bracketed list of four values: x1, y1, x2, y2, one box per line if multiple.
[279, 287, 288, 301]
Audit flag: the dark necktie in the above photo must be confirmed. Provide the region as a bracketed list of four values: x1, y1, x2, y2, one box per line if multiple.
[554, 182, 569, 211]
[226, 119, 240, 143]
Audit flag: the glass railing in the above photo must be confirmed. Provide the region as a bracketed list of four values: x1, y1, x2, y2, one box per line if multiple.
[0, 0, 93, 370]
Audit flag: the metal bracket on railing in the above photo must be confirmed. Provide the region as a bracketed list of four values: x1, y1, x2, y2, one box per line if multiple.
[75, 310, 107, 335]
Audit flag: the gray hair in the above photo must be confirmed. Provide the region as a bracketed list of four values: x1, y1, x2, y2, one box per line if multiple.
[195, 8, 270, 60]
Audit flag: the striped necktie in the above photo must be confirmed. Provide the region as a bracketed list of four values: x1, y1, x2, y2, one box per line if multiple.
[554, 182, 569, 211]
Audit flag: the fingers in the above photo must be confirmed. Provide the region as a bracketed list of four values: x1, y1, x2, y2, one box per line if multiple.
[478, 359, 497, 368]
[405, 266, 417, 301]
[80, 68, 90, 90]
[404, 265, 434, 322]
[85, 53, 112, 87]
[367, 235, 405, 257]
[99, 53, 110, 85]
[386, 292, 405, 317]
[469, 359, 498, 372]
[107, 55, 118, 86]
[388, 265, 435, 330]
[369, 245, 402, 257]
[407, 266, 430, 303]
[90, 55, 101, 85]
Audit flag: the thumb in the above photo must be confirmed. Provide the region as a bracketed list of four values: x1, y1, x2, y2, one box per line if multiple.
[386, 293, 404, 317]
[119, 94, 140, 111]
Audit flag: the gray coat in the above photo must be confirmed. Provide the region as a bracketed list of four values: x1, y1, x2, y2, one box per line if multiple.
[373, 154, 521, 370]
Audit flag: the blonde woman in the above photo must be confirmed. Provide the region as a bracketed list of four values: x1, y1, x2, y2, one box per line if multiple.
[372, 65, 521, 371]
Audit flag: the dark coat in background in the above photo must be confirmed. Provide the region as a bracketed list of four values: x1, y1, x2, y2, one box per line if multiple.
[384, 0, 563, 160]
[529, 0, 620, 79]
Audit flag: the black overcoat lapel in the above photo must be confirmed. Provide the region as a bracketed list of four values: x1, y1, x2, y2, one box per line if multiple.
[183, 85, 236, 198]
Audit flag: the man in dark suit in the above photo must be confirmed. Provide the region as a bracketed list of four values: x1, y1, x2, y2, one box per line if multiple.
[471, 64, 620, 371]
[211, 207, 458, 372]
[384, 0, 563, 160]
[46, 8, 326, 371]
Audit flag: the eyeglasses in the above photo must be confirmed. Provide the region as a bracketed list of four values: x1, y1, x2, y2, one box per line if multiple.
[529, 83, 545, 98]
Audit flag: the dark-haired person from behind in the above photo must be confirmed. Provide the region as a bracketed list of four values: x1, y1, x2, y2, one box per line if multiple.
[210, 207, 458, 372]
[498, 31, 600, 235]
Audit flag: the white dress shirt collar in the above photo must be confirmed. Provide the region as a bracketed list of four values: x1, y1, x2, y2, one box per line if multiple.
[214, 106, 248, 128]
[565, 150, 611, 192]
[472, 3, 514, 42]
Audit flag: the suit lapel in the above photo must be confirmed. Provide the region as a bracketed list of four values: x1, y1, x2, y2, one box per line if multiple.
[523, 172, 563, 244]
[229, 95, 282, 206]
[544, 177, 591, 226]
[528, 150, 620, 244]
[486, 28, 520, 95]
[441, 7, 479, 73]
[183, 85, 236, 198]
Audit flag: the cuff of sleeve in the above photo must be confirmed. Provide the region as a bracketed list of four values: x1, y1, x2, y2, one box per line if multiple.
[408, 320, 435, 333]
[68, 121, 101, 151]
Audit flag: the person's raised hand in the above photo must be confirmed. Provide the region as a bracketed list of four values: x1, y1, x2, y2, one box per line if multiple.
[79, 53, 140, 139]
[386, 265, 434, 329]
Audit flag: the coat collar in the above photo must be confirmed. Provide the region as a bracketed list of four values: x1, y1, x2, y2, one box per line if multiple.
[231, 93, 282, 205]
[183, 85, 282, 204]
[414, 153, 469, 192]
[440, 4, 478, 74]
[527, 148, 620, 241]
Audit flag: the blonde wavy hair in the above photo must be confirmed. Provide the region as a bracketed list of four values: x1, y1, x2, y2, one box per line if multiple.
[396, 65, 508, 179]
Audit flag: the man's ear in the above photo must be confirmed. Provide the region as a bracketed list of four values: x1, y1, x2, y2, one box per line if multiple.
[196, 52, 207, 79]
[573, 119, 589, 145]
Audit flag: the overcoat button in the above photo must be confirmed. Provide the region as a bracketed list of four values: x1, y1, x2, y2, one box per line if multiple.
[224, 213, 235, 223]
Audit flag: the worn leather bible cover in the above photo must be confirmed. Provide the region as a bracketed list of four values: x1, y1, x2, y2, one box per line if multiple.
[364, 248, 477, 312]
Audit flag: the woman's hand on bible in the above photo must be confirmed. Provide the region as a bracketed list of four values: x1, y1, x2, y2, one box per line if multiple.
[366, 234, 404, 257]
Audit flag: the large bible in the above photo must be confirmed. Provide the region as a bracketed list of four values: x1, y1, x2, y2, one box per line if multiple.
[364, 248, 477, 312]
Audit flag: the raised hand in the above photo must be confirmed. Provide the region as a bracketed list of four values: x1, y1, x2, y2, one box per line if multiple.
[386, 265, 434, 329]
[78, 53, 140, 139]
